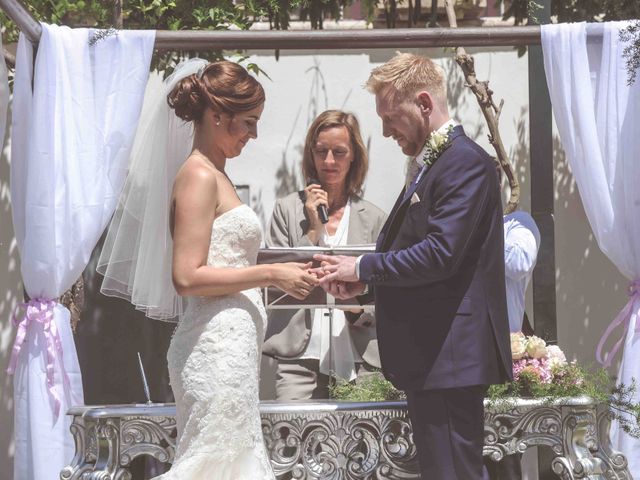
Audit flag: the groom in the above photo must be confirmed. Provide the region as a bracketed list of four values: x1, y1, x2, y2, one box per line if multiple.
[315, 53, 512, 479]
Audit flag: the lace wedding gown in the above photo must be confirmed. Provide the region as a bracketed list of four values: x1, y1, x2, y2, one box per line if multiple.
[155, 204, 275, 480]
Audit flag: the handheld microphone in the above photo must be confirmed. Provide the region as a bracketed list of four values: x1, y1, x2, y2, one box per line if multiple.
[308, 178, 329, 224]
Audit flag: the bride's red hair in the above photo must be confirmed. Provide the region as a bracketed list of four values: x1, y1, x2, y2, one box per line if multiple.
[168, 60, 265, 123]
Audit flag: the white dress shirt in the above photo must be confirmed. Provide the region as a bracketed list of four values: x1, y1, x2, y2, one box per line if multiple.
[503, 211, 541, 332]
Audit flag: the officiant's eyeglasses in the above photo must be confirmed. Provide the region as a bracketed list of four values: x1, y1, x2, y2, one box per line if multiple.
[312, 148, 350, 160]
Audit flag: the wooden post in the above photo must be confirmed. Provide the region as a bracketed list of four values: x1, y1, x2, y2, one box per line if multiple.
[528, 2, 558, 478]
[528, 1, 556, 344]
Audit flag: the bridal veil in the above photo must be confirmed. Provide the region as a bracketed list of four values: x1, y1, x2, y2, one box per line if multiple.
[97, 58, 208, 321]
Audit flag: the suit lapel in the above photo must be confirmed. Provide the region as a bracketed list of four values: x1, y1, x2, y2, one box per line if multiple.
[397, 125, 466, 211]
[376, 187, 406, 251]
[402, 165, 426, 203]
[378, 125, 466, 252]
[380, 201, 410, 252]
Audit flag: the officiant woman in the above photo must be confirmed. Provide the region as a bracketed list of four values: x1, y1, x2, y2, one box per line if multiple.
[264, 109, 387, 400]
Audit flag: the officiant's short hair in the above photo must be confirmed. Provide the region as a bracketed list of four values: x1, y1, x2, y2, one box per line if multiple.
[302, 110, 369, 197]
[366, 52, 447, 105]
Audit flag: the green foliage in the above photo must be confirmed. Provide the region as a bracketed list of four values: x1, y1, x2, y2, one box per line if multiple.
[494, 0, 640, 25]
[492, 0, 640, 91]
[121, 0, 255, 31]
[300, 0, 352, 30]
[601, 0, 640, 21]
[0, 0, 357, 71]
[0, 1, 293, 74]
[246, 0, 303, 30]
[494, 0, 543, 25]
[551, 0, 607, 23]
[486, 364, 640, 438]
[621, 20, 640, 86]
[0, 1, 266, 45]
[360, 0, 404, 29]
[486, 363, 611, 401]
[0, 1, 106, 43]
[331, 364, 640, 438]
[610, 382, 640, 439]
[329, 373, 406, 402]
[0, 0, 359, 43]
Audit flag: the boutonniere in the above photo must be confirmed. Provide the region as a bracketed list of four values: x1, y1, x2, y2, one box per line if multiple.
[422, 125, 454, 168]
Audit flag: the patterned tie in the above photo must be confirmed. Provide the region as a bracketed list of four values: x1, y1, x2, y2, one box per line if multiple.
[405, 158, 423, 189]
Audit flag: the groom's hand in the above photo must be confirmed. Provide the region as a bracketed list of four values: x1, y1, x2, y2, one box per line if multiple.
[313, 254, 358, 284]
[323, 280, 366, 300]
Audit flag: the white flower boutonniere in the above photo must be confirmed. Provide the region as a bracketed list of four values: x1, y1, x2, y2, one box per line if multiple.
[422, 125, 454, 168]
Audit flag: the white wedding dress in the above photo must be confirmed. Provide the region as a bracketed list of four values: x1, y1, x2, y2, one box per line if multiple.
[154, 204, 275, 480]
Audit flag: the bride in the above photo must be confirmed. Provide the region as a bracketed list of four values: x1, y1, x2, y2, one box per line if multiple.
[97, 58, 317, 479]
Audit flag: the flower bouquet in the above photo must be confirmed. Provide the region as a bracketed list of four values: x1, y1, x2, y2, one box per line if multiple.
[329, 332, 640, 437]
[487, 333, 640, 438]
[504, 332, 585, 397]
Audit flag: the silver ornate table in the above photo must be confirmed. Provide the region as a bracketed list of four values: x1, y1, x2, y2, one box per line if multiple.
[61, 397, 631, 479]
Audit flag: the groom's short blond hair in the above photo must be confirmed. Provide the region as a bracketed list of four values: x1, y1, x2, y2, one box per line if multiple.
[366, 52, 447, 105]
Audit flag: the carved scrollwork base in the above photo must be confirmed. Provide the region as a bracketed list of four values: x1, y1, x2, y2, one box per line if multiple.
[60, 419, 93, 480]
[84, 419, 122, 480]
[594, 405, 633, 480]
[560, 407, 605, 478]
[63, 399, 632, 480]
[119, 416, 176, 467]
[262, 409, 419, 479]
[484, 404, 563, 462]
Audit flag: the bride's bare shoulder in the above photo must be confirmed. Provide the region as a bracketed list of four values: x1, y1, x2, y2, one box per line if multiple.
[174, 153, 220, 189]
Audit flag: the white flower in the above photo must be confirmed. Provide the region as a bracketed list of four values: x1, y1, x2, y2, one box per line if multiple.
[526, 335, 547, 359]
[421, 125, 453, 167]
[511, 332, 527, 360]
[427, 131, 448, 152]
[546, 345, 567, 368]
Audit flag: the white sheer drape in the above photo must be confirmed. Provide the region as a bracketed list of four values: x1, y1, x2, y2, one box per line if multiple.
[9, 24, 154, 480]
[542, 21, 640, 471]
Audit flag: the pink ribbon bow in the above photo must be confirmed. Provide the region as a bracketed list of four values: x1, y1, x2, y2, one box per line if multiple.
[596, 280, 640, 369]
[6, 298, 72, 420]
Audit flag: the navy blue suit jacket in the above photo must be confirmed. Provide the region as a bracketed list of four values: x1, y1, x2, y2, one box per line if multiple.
[358, 126, 512, 391]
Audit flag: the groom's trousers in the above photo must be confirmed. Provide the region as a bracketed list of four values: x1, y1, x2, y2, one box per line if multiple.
[406, 386, 489, 480]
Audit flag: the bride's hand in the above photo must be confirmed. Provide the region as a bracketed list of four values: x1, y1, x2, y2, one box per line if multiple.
[272, 262, 319, 300]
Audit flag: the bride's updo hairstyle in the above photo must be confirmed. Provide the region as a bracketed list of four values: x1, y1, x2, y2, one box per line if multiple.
[167, 60, 265, 123]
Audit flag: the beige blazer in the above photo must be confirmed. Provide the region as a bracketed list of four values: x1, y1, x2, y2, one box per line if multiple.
[263, 191, 387, 368]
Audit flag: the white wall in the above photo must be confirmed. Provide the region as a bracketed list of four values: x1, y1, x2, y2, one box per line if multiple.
[228, 47, 531, 228]
[0, 107, 18, 479]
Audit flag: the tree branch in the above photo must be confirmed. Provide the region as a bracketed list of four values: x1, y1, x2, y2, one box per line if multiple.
[3, 48, 15, 69]
[443, 0, 520, 214]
